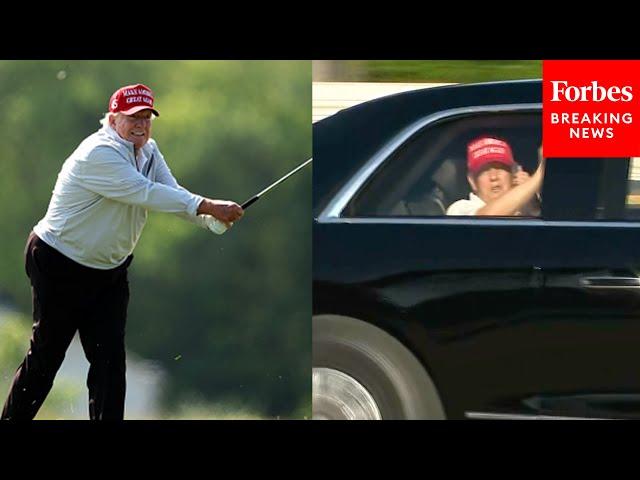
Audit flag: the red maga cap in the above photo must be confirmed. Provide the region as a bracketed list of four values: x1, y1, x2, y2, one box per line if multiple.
[467, 136, 515, 175]
[109, 84, 159, 116]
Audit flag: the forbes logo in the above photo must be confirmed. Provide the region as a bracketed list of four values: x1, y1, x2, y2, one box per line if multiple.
[550, 80, 633, 102]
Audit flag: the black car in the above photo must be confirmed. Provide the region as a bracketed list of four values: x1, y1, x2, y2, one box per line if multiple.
[312, 79, 640, 420]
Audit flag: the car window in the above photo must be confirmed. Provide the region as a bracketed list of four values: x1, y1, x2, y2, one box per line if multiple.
[345, 111, 543, 218]
[344, 110, 640, 222]
[626, 158, 640, 219]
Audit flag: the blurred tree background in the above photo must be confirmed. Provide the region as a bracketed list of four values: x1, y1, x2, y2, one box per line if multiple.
[0, 60, 311, 419]
[313, 60, 542, 83]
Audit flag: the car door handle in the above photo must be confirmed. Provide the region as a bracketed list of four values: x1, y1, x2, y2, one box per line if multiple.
[579, 276, 640, 289]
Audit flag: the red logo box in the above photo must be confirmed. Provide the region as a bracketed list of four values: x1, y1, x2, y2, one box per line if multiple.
[543, 60, 640, 157]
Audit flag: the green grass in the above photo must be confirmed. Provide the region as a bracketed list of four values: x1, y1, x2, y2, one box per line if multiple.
[160, 400, 267, 420]
[158, 396, 310, 420]
[338, 60, 542, 83]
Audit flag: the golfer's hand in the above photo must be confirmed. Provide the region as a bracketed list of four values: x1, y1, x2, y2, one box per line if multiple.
[198, 199, 244, 224]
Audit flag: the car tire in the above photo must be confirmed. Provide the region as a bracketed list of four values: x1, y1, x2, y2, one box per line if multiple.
[313, 314, 446, 420]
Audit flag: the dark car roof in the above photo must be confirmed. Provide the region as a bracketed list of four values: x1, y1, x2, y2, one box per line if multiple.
[313, 79, 542, 216]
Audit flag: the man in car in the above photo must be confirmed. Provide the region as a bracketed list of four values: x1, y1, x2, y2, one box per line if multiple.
[2, 83, 244, 420]
[446, 136, 545, 216]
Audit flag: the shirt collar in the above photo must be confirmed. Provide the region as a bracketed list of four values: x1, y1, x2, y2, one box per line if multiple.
[469, 192, 485, 204]
[102, 123, 146, 158]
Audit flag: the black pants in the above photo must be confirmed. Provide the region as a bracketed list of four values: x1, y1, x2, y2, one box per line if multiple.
[2, 232, 132, 420]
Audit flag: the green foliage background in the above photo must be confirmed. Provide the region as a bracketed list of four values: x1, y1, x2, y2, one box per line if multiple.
[0, 61, 311, 418]
[320, 60, 542, 83]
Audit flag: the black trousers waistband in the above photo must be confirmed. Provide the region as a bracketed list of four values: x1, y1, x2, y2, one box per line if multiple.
[27, 232, 133, 283]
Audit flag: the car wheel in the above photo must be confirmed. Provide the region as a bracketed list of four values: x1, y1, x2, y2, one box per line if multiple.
[312, 314, 446, 420]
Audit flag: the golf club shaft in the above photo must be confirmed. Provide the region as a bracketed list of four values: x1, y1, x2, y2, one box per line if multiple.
[207, 157, 312, 234]
[241, 196, 259, 210]
[242, 158, 312, 210]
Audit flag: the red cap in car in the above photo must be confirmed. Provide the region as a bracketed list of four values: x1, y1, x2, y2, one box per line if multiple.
[467, 136, 515, 175]
[109, 83, 159, 116]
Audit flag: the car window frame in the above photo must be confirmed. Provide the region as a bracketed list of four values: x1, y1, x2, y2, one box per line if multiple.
[319, 103, 542, 222]
[346, 111, 543, 218]
[317, 102, 640, 229]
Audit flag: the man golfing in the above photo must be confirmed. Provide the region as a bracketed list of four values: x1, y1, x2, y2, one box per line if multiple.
[1, 83, 244, 420]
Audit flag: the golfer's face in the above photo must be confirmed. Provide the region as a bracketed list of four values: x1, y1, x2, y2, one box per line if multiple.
[473, 162, 513, 203]
[113, 109, 153, 150]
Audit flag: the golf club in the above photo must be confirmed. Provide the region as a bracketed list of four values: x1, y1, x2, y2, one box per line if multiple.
[205, 158, 312, 234]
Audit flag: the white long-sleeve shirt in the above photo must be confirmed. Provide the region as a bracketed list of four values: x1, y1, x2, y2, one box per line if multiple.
[34, 124, 207, 269]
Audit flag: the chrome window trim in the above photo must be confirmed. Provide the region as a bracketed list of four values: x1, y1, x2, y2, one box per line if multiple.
[318, 103, 542, 222]
[465, 411, 610, 420]
[316, 217, 640, 229]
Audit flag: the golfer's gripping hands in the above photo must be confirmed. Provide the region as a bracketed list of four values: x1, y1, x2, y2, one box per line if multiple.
[198, 199, 244, 234]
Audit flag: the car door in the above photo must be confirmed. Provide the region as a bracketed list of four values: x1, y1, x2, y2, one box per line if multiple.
[513, 157, 640, 419]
